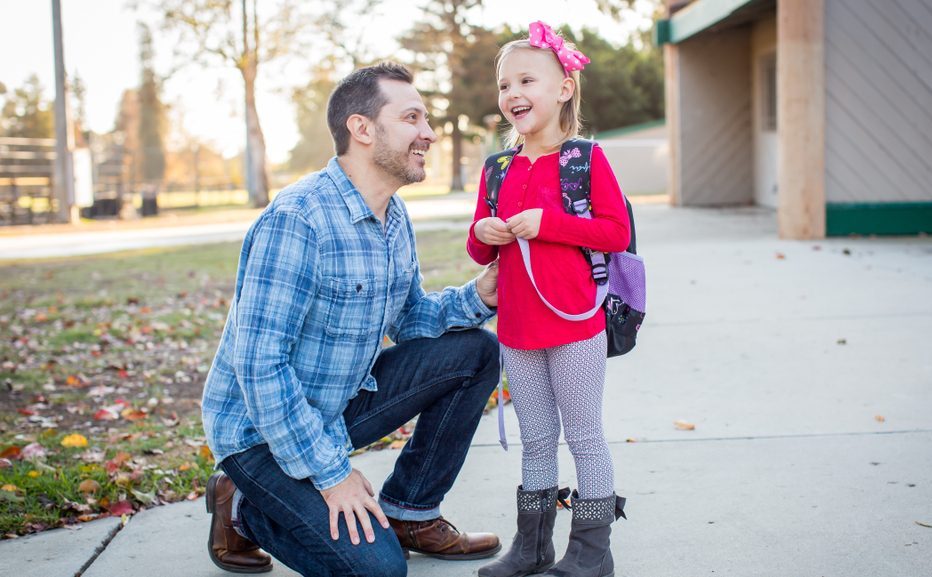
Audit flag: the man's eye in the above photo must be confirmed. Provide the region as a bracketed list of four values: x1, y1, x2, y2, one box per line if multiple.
[499, 84, 508, 91]
[522, 78, 533, 84]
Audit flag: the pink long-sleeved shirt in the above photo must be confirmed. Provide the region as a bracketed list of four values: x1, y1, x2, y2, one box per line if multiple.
[467, 145, 630, 350]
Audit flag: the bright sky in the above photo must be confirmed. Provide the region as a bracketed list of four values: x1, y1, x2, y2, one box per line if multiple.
[0, 0, 655, 163]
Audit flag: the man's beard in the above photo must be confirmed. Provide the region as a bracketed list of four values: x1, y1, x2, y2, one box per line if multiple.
[373, 123, 426, 186]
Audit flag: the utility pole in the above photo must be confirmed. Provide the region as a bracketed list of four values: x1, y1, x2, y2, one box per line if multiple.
[52, 0, 75, 223]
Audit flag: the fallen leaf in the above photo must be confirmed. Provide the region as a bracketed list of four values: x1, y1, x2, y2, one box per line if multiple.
[120, 408, 148, 421]
[198, 445, 214, 461]
[775, 252, 786, 260]
[78, 479, 101, 494]
[875, 415, 885, 423]
[60, 434, 88, 448]
[1, 484, 19, 493]
[93, 408, 120, 421]
[674, 420, 696, 431]
[21, 442, 47, 459]
[131, 489, 156, 505]
[0, 459, 11, 469]
[107, 500, 134, 516]
[625, 438, 638, 443]
[0, 446, 21, 460]
[837, 338, 847, 345]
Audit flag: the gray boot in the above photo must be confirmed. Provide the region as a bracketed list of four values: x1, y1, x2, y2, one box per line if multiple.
[478, 486, 569, 577]
[542, 491, 627, 577]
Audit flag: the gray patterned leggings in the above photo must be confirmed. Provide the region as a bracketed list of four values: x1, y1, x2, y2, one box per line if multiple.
[502, 331, 615, 499]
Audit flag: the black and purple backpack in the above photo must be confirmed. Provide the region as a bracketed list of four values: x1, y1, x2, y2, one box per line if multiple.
[482, 138, 646, 357]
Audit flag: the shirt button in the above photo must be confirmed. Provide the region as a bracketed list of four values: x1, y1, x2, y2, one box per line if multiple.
[517, 202, 523, 207]
[522, 184, 527, 190]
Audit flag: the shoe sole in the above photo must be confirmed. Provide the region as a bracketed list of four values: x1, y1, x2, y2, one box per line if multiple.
[403, 541, 503, 561]
[477, 561, 555, 577]
[206, 474, 273, 574]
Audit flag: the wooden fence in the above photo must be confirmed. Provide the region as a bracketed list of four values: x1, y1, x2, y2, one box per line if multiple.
[0, 137, 57, 225]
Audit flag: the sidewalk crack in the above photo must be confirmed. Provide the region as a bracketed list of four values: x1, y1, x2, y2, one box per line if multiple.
[73, 517, 127, 577]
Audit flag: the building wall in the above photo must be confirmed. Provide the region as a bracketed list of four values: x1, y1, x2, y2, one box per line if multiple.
[600, 124, 669, 196]
[824, 0, 932, 203]
[675, 27, 754, 205]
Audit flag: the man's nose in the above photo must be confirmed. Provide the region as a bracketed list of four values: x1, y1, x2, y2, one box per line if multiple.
[421, 121, 438, 143]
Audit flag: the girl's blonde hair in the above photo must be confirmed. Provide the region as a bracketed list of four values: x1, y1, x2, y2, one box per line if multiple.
[495, 38, 584, 150]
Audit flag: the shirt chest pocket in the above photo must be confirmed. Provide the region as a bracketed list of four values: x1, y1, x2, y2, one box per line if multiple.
[323, 277, 379, 339]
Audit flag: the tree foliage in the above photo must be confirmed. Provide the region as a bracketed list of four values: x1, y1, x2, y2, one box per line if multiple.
[137, 23, 166, 184]
[570, 28, 664, 134]
[0, 75, 54, 139]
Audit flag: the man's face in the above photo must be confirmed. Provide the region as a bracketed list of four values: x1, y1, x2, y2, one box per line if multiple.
[371, 79, 437, 186]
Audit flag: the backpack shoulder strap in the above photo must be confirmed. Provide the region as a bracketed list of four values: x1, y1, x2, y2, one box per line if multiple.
[558, 139, 594, 216]
[482, 149, 518, 218]
[558, 139, 608, 285]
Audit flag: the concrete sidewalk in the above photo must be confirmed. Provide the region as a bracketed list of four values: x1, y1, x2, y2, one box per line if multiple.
[3, 204, 931, 576]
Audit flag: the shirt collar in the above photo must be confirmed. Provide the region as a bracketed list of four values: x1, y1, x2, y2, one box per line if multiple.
[326, 156, 403, 225]
[326, 157, 375, 224]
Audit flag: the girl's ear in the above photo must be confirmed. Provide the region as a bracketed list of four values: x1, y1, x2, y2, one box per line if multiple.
[346, 114, 373, 146]
[558, 76, 576, 103]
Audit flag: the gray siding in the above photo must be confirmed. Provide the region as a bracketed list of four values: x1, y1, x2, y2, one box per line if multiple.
[825, 0, 932, 202]
[677, 28, 754, 205]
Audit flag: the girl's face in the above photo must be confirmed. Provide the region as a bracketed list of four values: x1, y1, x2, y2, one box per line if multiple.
[497, 48, 574, 146]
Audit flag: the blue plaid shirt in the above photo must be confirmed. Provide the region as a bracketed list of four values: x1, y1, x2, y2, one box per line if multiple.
[202, 158, 495, 490]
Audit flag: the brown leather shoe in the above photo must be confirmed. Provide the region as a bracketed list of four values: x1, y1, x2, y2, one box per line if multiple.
[206, 472, 273, 573]
[389, 516, 501, 560]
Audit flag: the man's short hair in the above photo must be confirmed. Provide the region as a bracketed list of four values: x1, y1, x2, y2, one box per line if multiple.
[327, 62, 414, 156]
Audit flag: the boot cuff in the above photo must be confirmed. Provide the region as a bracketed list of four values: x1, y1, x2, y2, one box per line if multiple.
[516, 485, 559, 513]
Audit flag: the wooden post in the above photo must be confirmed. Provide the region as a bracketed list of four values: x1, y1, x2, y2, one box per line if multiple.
[664, 42, 681, 206]
[777, 0, 825, 239]
[51, 0, 75, 224]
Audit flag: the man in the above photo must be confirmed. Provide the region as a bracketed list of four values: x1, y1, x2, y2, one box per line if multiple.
[201, 62, 502, 576]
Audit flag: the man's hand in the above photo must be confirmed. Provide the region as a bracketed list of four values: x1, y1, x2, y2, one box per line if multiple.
[475, 217, 516, 245]
[506, 209, 543, 240]
[476, 260, 499, 308]
[319, 469, 389, 545]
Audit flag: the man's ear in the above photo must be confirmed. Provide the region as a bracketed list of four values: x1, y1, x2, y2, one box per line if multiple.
[346, 114, 374, 146]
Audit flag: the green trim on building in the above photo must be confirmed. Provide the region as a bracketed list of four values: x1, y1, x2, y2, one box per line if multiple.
[656, 0, 756, 45]
[596, 119, 666, 140]
[826, 202, 932, 236]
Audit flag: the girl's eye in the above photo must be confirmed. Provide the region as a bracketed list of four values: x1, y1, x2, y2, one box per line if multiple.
[499, 84, 508, 91]
[522, 78, 533, 84]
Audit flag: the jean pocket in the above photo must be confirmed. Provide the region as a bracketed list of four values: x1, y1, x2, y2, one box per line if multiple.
[323, 276, 379, 338]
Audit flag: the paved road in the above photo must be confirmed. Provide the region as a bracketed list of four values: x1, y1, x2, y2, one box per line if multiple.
[0, 195, 477, 260]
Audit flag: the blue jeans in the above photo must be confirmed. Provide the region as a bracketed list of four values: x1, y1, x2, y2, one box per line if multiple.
[220, 329, 499, 577]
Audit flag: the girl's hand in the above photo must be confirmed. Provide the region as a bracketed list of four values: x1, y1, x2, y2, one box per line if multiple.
[475, 217, 516, 245]
[506, 209, 543, 240]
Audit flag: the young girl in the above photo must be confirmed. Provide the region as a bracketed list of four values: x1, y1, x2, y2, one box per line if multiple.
[468, 22, 630, 577]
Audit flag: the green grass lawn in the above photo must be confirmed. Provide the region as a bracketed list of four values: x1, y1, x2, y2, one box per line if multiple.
[0, 228, 486, 537]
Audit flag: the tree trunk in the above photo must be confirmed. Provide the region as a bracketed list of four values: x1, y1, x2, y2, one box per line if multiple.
[450, 119, 464, 192]
[243, 67, 270, 207]
[242, 0, 269, 208]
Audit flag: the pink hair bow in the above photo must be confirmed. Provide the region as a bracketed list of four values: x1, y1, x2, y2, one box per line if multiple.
[528, 21, 590, 75]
